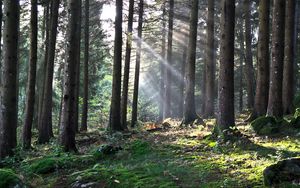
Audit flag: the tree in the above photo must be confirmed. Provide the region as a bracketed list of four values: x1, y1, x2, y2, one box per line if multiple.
[131, 0, 144, 127]
[81, 0, 89, 132]
[182, 0, 199, 124]
[204, 0, 215, 118]
[59, 0, 81, 152]
[244, 0, 255, 109]
[254, 0, 270, 117]
[22, 0, 38, 149]
[110, 0, 123, 131]
[215, 0, 235, 137]
[159, 1, 167, 121]
[267, 0, 285, 118]
[74, 0, 82, 133]
[163, 0, 174, 119]
[121, 0, 134, 130]
[0, 0, 19, 158]
[37, 4, 50, 129]
[282, 0, 296, 114]
[38, 0, 59, 143]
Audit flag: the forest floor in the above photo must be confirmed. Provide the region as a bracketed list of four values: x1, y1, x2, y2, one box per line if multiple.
[1, 114, 300, 188]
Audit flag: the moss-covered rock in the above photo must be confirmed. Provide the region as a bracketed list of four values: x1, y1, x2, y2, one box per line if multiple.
[250, 116, 280, 135]
[0, 169, 22, 188]
[93, 145, 122, 159]
[28, 157, 63, 174]
[286, 109, 300, 129]
[263, 158, 300, 186]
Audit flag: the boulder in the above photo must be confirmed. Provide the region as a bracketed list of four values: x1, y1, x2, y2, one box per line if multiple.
[263, 158, 300, 186]
[250, 116, 280, 135]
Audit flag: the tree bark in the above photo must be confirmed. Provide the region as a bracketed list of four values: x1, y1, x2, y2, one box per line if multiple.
[159, 1, 166, 121]
[80, 0, 89, 132]
[182, 0, 199, 124]
[238, 25, 245, 113]
[22, 0, 38, 149]
[282, 0, 296, 114]
[215, 0, 235, 137]
[254, 0, 270, 117]
[163, 0, 174, 119]
[37, 5, 50, 129]
[267, 0, 285, 118]
[38, 0, 59, 143]
[178, 44, 187, 118]
[0, 0, 19, 158]
[59, 0, 81, 152]
[121, 0, 134, 130]
[74, 0, 82, 133]
[204, 0, 215, 118]
[110, 0, 123, 131]
[244, 0, 255, 109]
[131, 0, 144, 127]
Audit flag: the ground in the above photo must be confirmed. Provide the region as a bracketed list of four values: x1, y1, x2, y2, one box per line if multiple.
[1, 114, 300, 188]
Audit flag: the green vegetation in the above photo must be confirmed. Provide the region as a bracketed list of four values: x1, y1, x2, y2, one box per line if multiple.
[1, 117, 300, 187]
[250, 116, 280, 135]
[0, 169, 22, 188]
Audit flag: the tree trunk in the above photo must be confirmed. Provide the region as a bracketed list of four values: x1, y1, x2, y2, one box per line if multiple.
[159, 1, 166, 121]
[38, 0, 59, 143]
[0, 0, 19, 158]
[59, 0, 81, 153]
[22, 0, 38, 149]
[204, 0, 215, 118]
[182, 0, 199, 124]
[74, 0, 82, 133]
[267, 0, 285, 118]
[80, 0, 89, 132]
[254, 0, 270, 117]
[178, 44, 187, 118]
[215, 0, 235, 137]
[238, 25, 245, 113]
[121, 0, 134, 130]
[37, 4, 50, 129]
[110, 0, 123, 131]
[163, 0, 174, 119]
[282, 0, 296, 114]
[244, 0, 255, 109]
[131, 0, 144, 127]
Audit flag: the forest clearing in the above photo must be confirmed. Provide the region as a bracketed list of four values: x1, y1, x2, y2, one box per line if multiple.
[1, 114, 300, 188]
[1, 0, 300, 187]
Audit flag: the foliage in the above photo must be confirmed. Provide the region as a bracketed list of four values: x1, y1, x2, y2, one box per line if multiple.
[0, 169, 22, 188]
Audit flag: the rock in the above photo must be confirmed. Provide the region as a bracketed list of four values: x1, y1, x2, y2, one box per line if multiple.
[250, 116, 280, 135]
[94, 145, 122, 159]
[263, 158, 300, 186]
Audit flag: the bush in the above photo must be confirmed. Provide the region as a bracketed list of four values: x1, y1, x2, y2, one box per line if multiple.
[250, 116, 280, 135]
[0, 169, 22, 188]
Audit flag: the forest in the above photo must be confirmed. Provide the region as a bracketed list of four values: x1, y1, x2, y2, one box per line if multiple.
[0, 0, 300, 187]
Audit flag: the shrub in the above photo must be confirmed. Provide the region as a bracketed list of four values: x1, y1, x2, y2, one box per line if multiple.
[0, 169, 22, 188]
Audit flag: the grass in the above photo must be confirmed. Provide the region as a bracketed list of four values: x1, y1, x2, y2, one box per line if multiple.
[1, 116, 300, 187]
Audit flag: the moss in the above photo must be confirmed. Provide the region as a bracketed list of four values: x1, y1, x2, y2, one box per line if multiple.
[250, 116, 280, 135]
[129, 140, 151, 156]
[28, 158, 59, 174]
[0, 169, 21, 188]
